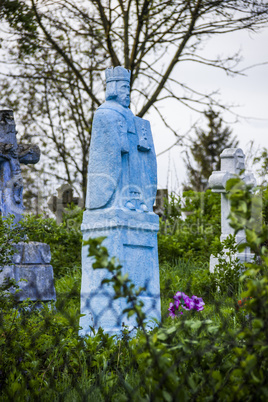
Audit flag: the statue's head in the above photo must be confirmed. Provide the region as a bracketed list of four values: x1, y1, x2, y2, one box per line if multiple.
[105, 66, 131, 108]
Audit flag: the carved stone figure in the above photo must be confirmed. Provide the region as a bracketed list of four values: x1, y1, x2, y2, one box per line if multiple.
[0, 109, 40, 223]
[86, 67, 157, 212]
[0, 108, 56, 303]
[80, 67, 161, 336]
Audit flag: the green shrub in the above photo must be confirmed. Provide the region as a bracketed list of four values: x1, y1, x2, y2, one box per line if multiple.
[82, 229, 268, 401]
[0, 181, 268, 400]
[210, 235, 245, 297]
[19, 211, 82, 278]
[0, 215, 24, 266]
[158, 190, 221, 264]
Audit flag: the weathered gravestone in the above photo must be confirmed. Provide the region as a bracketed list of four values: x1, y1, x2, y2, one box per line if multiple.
[0, 108, 56, 302]
[209, 148, 256, 272]
[48, 183, 82, 224]
[80, 67, 161, 336]
[153, 189, 168, 217]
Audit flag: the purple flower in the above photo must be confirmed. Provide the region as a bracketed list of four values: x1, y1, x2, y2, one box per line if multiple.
[191, 295, 205, 311]
[168, 302, 176, 318]
[182, 296, 195, 311]
[174, 292, 186, 306]
[174, 291, 187, 302]
[174, 292, 194, 310]
[174, 299, 180, 309]
[169, 292, 205, 318]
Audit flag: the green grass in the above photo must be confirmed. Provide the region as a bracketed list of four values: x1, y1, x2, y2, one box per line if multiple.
[51, 256, 247, 336]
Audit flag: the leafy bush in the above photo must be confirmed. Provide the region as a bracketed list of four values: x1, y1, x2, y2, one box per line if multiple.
[158, 190, 221, 264]
[0, 215, 24, 266]
[0, 181, 268, 400]
[210, 235, 245, 297]
[19, 211, 82, 278]
[83, 225, 268, 401]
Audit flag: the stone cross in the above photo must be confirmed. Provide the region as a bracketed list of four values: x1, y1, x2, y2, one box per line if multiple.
[208, 148, 256, 271]
[48, 183, 82, 224]
[0, 108, 56, 303]
[0, 109, 40, 223]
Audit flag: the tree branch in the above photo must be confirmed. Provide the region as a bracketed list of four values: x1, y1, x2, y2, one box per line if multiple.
[137, 0, 202, 117]
[31, 0, 101, 106]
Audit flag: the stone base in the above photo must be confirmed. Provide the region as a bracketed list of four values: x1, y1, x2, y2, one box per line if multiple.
[79, 208, 161, 337]
[0, 242, 56, 302]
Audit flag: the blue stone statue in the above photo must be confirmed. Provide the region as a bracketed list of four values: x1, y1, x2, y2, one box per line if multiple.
[86, 67, 157, 212]
[80, 67, 161, 336]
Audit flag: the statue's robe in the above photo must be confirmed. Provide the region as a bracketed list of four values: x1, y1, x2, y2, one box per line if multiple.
[86, 100, 157, 211]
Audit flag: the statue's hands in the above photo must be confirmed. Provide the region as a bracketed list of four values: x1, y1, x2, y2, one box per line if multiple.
[121, 146, 129, 154]
[18, 144, 40, 164]
[138, 137, 151, 152]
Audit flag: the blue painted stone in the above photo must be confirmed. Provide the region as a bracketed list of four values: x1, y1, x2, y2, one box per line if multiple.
[0, 242, 56, 302]
[79, 67, 161, 336]
[0, 109, 40, 223]
[0, 109, 56, 303]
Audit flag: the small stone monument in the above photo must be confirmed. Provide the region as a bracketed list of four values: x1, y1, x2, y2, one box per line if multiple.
[153, 189, 168, 217]
[0, 109, 56, 303]
[209, 148, 256, 272]
[48, 183, 82, 224]
[80, 67, 161, 336]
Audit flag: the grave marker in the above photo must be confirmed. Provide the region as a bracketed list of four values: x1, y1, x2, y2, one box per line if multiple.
[0, 109, 56, 303]
[48, 183, 82, 224]
[80, 67, 161, 336]
[209, 148, 256, 272]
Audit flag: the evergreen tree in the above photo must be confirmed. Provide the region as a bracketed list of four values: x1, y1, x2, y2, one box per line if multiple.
[184, 109, 239, 191]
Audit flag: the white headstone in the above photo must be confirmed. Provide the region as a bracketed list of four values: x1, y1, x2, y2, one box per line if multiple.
[209, 148, 256, 272]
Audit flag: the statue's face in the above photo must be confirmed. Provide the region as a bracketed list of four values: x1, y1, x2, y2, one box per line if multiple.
[116, 81, 130, 108]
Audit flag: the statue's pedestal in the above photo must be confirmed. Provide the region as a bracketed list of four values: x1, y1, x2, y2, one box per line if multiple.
[0, 242, 56, 302]
[79, 208, 161, 336]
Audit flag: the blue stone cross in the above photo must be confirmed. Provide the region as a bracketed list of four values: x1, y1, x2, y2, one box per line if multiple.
[0, 109, 40, 223]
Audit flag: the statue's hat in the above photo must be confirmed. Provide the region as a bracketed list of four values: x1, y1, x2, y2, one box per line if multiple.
[105, 66, 131, 83]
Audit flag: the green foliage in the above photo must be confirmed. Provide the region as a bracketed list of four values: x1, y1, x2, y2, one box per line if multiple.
[262, 186, 268, 225]
[158, 189, 221, 264]
[160, 259, 214, 316]
[159, 236, 244, 312]
[83, 217, 268, 401]
[20, 213, 82, 278]
[0, 215, 23, 266]
[211, 235, 245, 297]
[1, 179, 268, 400]
[254, 147, 268, 185]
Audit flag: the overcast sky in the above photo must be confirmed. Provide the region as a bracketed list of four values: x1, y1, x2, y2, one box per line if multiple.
[150, 27, 268, 193]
